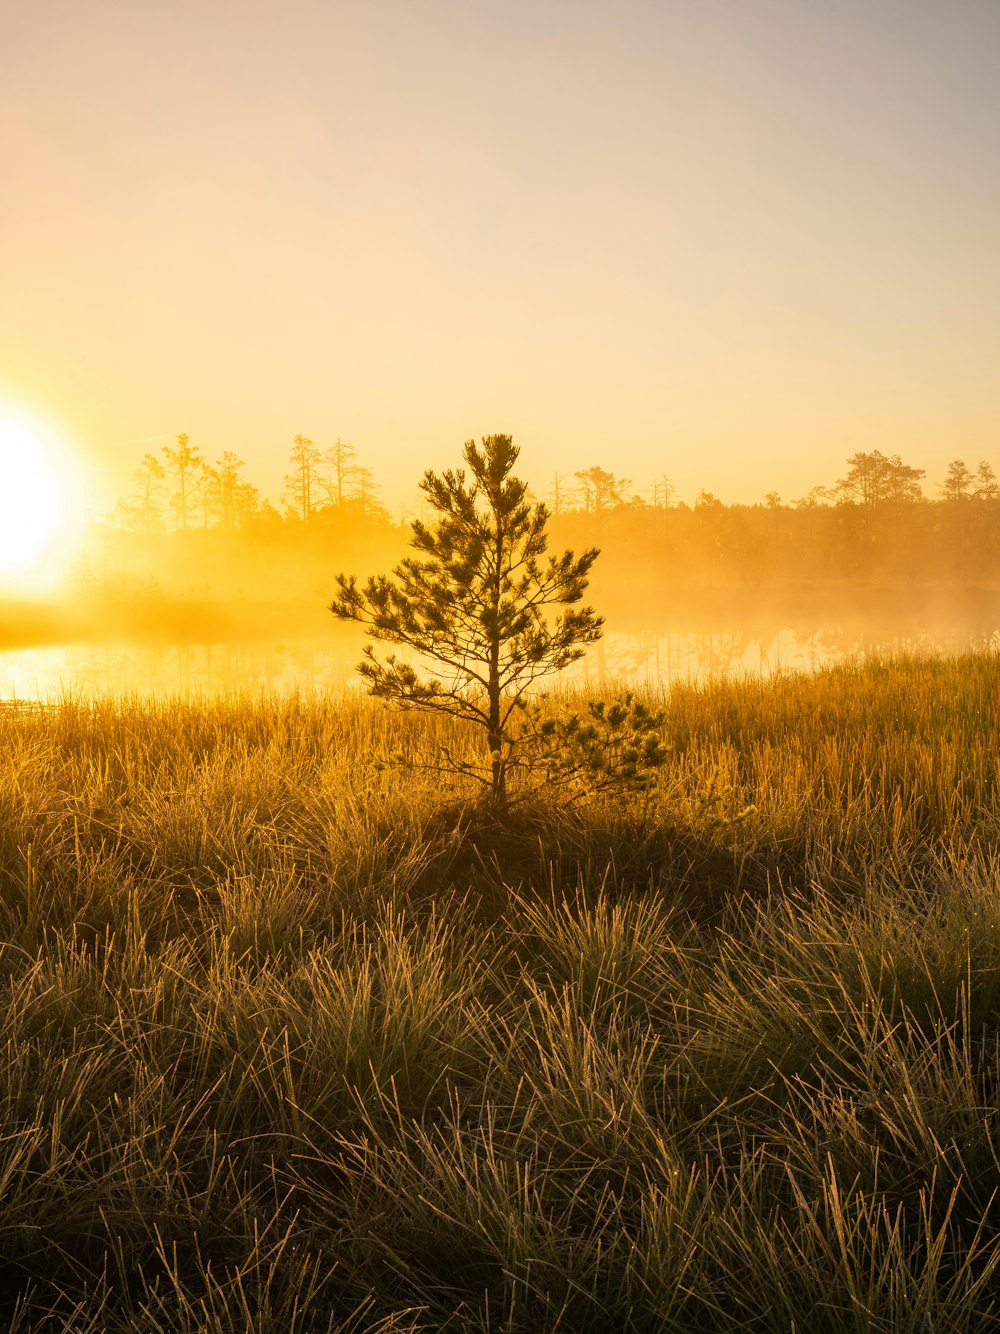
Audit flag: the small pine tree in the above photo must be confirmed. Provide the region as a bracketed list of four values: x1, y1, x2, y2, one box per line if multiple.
[330, 435, 604, 806]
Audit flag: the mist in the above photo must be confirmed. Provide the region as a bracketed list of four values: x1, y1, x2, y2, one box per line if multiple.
[2, 443, 996, 698]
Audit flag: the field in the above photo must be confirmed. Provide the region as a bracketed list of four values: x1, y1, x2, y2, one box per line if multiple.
[1, 655, 1000, 1330]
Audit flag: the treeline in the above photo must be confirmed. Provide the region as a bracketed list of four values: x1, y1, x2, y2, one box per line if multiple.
[70, 436, 1000, 649]
[108, 438, 1000, 586]
[111, 433, 389, 534]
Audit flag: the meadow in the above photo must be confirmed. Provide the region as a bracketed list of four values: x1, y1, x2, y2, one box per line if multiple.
[1, 654, 1000, 1330]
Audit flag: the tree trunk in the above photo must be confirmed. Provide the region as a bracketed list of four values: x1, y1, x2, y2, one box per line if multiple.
[489, 498, 506, 808]
[488, 679, 505, 807]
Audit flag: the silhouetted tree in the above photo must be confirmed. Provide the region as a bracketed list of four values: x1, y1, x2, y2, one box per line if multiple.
[795, 486, 832, 509]
[110, 495, 136, 532]
[972, 461, 1000, 563]
[233, 478, 266, 526]
[941, 459, 975, 501]
[283, 434, 322, 521]
[193, 463, 220, 528]
[351, 465, 388, 521]
[549, 473, 570, 516]
[161, 434, 204, 531]
[321, 438, 358, 506]
[974, 461, 999, 501]
[836, 451, 925, 511]
[574, 467, 631, 513]
[214, 452, 246, 530]
[330, 435, 603, 806]
[652, 475, 675, 508]
[134, 452, 165, 533]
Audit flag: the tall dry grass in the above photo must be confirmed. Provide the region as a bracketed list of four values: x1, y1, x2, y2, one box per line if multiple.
[0, 654, 998, 1328]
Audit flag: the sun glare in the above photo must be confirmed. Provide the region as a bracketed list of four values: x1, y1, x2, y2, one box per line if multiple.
[0, 414, 82, 591]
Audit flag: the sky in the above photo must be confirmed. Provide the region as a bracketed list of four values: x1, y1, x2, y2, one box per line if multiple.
[3, 0, 999, 515]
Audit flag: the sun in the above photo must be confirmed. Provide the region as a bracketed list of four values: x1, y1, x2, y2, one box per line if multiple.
[0, 413, 82, 590]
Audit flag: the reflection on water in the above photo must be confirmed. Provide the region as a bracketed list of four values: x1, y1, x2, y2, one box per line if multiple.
[0, 641, 361, 699]
[2, 625, 999, 700]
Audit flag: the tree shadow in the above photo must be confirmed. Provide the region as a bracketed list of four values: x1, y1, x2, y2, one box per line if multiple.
[404, 795, 797, 929]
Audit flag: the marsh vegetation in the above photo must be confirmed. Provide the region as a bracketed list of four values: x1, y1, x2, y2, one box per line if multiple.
[0, 655, 999, 1327]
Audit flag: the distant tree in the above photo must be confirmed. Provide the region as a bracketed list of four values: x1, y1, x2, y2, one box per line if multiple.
[134, 452, 166, 533]
[330, 435, 604, 806]
[193, 462, 220, 528]
[283, 434, 322, 522]
[941, 459, 975, 501]
[320, 438, 359, 506]
[548, 473, 571, 517]
[835, 451, 925, 510]
[795, 486, 832, 509]
[351, 465, 388, 521]
[574, 467, 631, 513]
[763, 491, 782, 509]
[215, 452, 246, 530]
[652, 475, 675, 509]
[974, 461, 999, 501]
[232, 478, 266, 527]
[110, 496, 138, 532]
[161, 433, 204, 531]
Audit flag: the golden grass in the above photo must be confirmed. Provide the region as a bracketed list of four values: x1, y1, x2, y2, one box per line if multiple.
[0, 655, 999, 1328]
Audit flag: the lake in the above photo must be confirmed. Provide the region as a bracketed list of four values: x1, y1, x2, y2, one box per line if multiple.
[2, 623, 996, 700]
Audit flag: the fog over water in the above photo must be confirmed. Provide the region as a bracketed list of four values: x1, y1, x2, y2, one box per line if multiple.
[3, 624, 997, 702]
[3, 463, 999, 699]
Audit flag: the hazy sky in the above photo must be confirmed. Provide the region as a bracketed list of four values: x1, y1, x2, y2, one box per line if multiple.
[3, 0, 998, 513]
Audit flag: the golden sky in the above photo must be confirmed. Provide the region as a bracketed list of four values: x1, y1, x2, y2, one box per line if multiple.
[3, 0, 998, 513]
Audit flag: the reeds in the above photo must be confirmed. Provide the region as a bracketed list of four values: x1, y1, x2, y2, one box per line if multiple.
[0, 654, 999, 1328]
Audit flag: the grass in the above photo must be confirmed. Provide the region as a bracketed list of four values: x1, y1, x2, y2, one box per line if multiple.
[0, 654, 999, 1328]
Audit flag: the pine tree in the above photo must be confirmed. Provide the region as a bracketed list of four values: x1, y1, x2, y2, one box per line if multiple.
[161, 433, 203, 531]
[330, 435, 603, 805]
[574, 466, 631, 513]
[836, 451, 925, 510]
[974, 460, 999, 501]
[134, 452, 165, 533]
[322, 438, 358, 506]
[941, 458, 975, 501]
[215, 451, 246, 530]
[283, 434, 321, 522]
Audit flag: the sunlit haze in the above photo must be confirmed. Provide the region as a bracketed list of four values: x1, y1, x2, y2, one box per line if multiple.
[3, 0, 998, 512]
[0, 412, 83, 592]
